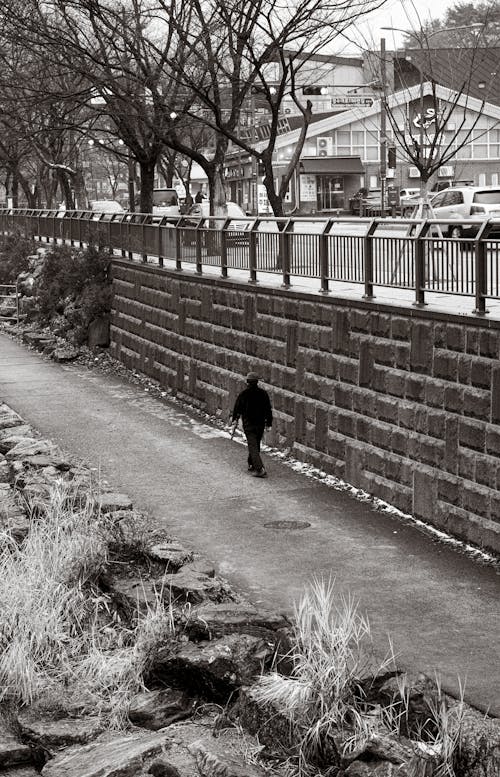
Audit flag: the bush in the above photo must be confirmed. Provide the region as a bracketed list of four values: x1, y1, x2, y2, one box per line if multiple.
[0, 231, 34, 285]
[35, 244, 112, 342]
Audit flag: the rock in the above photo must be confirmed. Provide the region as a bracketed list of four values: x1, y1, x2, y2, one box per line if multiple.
[183, 559, 216, 578]
[99, 492, 133, 512]
[147, 542, 194, 571]
[184, 602, 291, 643]
[233, 686, 293, 750]
[52, 345, 80, 363]
[128, 688, 195, 730]
[348, 733, 414, 766]
[101, 575, 162, 615]
[87, 316, 110, 347]
[17, 711, 103, 750]
[148, 760, 181, 777]
[150, 635, 274, 701]
[189, 739, 268, 777]
[344, 762, 407, 776]
[41, 730, 169, 777]
[22, 331, 56, 350]
[454, 705, 500, 777]
[0, 436, 38, 455]
[0, 424, 32, 441]
[162, 568, 224, 605]
[0, 490, 30, 542]
[0, 405, 25, 430]
[0, 458, 10, 482]
[6, 439, 59, 461]
[0, 717, 33, 767]
[0, 768, 40, 777]
[23, 454, 71, 471]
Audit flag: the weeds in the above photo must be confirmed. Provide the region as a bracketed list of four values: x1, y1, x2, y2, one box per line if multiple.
[253, 578, 394, 773]
[0, 479, 176, 727]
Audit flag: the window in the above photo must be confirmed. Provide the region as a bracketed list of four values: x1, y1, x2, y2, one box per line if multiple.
[473, 190, 500, 204]
[431, 192, 446, 207]
[442, 191, 464, 206]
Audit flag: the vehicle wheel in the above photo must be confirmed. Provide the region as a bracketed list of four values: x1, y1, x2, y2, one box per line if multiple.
[448, 225, 462, 239]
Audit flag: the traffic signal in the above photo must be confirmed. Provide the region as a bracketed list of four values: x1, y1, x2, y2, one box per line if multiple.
[388, 146, 397, 168]
[302, 86, 328, 95]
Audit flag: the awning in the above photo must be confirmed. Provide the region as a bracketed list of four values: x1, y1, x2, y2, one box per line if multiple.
[300, 156, 364, 175]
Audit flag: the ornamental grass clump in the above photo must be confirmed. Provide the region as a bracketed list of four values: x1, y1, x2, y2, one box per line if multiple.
[0, 479, 176, 727]
[253, 578, 392, 773]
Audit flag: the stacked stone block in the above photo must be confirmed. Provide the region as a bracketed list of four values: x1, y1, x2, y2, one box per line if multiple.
[110, 260, 500, 554]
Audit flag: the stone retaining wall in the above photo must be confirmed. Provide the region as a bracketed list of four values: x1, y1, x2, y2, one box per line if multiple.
[110, 259, 500, 555]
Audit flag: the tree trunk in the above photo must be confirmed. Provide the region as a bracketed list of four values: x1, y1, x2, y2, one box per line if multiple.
[10, 167, 19, 208]
[139, 160, 155, 213]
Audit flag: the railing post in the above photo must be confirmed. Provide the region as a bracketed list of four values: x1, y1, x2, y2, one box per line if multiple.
[248, 219, 259, 284]
[413, 221, 430, 307]
[319, 219, 334, 293]
[280, 219, 292, 288]
[195, 221, 203, 274]
[175, 222, 182, 270]
[363, 219, 378, 299]
[142, 217, 147, 263]
[157, 219, 164, 268]
[473, 221, 490, 315]
[220, 218, 229, 278]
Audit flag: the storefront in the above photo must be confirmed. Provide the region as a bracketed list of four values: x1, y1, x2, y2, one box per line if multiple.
[298, 157, 364, 212]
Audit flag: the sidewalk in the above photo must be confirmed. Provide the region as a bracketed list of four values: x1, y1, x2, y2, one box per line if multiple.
[1, 332, 499, 716]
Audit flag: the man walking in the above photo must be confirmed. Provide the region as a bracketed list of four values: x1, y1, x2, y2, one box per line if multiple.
[232, 372, 273, 478]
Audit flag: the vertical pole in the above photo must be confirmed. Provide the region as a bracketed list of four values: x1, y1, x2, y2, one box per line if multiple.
[380, 37, 387, 218]
[473, 222, 489, 315]
[251, 90, 257, 215]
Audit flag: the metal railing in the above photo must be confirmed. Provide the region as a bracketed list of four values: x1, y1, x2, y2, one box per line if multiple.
[0, 282, 19, 325]
[1, 207, 499, 315]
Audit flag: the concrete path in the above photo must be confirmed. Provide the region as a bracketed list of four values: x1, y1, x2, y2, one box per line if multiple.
[1, 332, 499, 716]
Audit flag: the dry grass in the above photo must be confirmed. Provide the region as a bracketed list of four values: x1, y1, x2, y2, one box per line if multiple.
[253, 578, 394, 772]
[0, 479, 176, 727]
[397, 675, 466, 777]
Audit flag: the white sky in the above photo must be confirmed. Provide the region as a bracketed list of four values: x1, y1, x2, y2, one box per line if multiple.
[339, 0, 469, 52]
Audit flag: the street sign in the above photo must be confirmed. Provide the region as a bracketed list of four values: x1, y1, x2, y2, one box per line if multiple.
[331, 95, 374, 108]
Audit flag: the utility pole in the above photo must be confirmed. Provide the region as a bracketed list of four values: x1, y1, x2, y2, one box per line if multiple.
[379, 37, 387, 218]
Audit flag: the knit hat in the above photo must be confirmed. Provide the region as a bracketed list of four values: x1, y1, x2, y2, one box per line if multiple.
[246, 372, 259, 383]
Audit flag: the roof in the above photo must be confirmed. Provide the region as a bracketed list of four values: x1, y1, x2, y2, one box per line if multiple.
[255, 82, 500, 152]
[395, 47, 500, 106]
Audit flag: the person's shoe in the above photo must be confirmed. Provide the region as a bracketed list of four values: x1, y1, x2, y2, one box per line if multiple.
[253, 468, 267, 478]
[248, 465, 255, 472]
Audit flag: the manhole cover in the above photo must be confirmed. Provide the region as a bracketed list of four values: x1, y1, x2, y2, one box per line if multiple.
[263, 520, 311, 530]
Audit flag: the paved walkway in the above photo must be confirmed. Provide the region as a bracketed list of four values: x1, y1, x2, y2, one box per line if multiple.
[1, 333, 499, 716]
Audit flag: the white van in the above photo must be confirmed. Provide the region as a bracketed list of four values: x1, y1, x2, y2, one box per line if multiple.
[152, 188, 180, 217]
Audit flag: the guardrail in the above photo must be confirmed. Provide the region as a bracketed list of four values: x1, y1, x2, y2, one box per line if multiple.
[0, 207, 499, 315]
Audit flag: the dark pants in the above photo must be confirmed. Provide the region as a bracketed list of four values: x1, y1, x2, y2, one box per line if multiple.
[244, 424, 265, 471]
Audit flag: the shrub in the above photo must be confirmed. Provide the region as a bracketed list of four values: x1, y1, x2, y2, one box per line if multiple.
[0, 231, 34, 285]
[35, 244, 112, 342]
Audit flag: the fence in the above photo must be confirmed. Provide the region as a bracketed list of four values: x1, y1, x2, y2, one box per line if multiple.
[1, 207, 499, 315]
[0, 283, 19, 325]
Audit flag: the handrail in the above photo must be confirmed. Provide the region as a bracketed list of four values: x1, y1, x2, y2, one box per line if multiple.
[0, 207, 499, 315]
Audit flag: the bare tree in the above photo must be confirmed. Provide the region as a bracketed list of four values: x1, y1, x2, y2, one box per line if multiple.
[366, 35, 500, 199]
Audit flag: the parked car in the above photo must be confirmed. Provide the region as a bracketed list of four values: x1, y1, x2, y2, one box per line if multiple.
[183, 201, 252, 243]
[399, 188, 421, 215]
[428, 186, 500, 237]
[152, 188, 180, 217]
[90, 199, 124, 214]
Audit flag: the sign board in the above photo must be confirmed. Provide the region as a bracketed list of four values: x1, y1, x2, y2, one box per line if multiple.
[331, 95, 374, 108]
[387, 185, 400, 207]
[299, 174, 317, 202]
[257, 184, 272, 214]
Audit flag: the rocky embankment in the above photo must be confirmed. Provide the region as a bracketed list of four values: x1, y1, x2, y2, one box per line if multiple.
[1, 401, 500, 777]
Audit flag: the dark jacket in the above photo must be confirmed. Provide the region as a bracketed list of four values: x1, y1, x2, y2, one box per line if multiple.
[232, 384, 273, 429]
